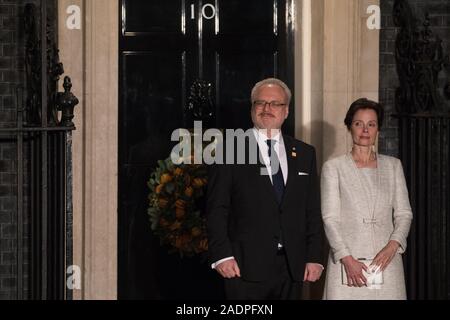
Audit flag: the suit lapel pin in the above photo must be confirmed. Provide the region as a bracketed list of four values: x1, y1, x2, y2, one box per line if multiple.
[292, 147, 297, 158]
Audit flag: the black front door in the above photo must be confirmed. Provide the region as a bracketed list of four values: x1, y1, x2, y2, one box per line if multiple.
[118, 0, 295, 299]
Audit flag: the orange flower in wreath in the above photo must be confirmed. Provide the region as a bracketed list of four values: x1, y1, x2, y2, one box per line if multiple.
[160, 173, 173, 184]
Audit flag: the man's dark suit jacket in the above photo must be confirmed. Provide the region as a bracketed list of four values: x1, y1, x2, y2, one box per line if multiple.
[206, 133, 323, 282]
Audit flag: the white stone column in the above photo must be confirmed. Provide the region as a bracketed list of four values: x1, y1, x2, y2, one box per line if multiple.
[295, 0, 380, 165]
[322, 0, 380, 161]
[58, 0, 118, 300]
[295, 0, 325, 166]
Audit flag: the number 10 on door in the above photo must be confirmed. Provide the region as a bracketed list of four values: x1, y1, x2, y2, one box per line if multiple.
[191, 3, 216, 20]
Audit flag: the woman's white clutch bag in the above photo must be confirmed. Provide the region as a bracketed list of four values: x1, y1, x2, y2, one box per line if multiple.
[341, 258, 383, 288]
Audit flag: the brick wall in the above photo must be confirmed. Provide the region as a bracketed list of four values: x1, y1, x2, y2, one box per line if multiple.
[0, 0, 38, 300]
[1, 0, 19, 300]
[1, 0, 59, 300]
[379, 0, 450, 157]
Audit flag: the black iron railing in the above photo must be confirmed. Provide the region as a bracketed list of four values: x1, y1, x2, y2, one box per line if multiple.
[393, 0, 450, 300]
[0, 1, 78, 300]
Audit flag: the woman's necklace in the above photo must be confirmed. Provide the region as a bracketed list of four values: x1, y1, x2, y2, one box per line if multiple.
[352, 149, 377, 167]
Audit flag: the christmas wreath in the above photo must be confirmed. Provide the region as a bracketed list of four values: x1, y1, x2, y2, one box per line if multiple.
[148, 157, 208, 257]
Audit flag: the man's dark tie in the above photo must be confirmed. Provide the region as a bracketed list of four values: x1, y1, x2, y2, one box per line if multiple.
[266, 139, 285, 205]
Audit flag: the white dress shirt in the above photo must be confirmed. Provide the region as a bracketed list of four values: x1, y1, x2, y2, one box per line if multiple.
[252, 128, 288, 184]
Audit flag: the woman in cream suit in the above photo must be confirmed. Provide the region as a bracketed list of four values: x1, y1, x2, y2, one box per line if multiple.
[321, 98, 413, 300]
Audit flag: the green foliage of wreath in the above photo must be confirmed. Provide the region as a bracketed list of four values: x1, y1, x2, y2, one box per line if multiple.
[148, 157, 208, 257]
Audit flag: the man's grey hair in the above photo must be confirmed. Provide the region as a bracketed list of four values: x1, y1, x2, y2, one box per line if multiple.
[250, 78, 292, 106]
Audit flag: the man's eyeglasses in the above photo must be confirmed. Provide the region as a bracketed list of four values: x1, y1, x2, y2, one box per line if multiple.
[253, 100, 287, 109]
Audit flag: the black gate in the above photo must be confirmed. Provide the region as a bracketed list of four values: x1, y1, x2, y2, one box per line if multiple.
[393, 0, 450, 300]
[0, 1, 78, 300]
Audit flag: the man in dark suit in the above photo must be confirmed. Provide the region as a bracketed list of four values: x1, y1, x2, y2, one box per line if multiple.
[206, 78, 324, 300]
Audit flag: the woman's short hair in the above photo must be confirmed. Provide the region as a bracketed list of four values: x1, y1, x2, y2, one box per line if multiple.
[251, 78, 292, 106]
[344, 98, 384, 130]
